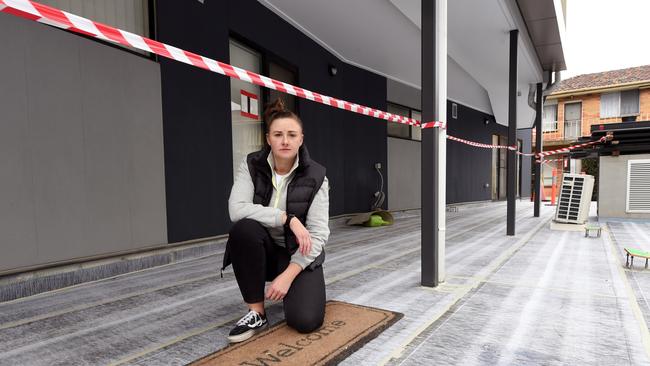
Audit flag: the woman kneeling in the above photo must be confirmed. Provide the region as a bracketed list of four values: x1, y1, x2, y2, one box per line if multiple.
[222, 98, 329, 343]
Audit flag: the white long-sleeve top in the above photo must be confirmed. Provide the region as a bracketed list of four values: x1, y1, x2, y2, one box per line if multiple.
[228, 153, 330, 269]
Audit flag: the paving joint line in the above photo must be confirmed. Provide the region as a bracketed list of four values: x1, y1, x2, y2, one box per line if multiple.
[1, 204, 534, 364]
[604, 223, 650, 361]
[105, 207, 526, 365]
[380, 212, 553, 365]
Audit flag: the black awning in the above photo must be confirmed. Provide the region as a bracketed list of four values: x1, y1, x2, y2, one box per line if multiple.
[570, 121, 650, 158]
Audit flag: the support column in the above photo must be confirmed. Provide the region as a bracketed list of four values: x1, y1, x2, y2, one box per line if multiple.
[533, 82, 543, 217]
[421, 0, 447, 287]
[507, 29, 518, 236]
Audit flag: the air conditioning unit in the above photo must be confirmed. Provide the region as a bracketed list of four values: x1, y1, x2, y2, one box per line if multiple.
[555, 173, 594, 224]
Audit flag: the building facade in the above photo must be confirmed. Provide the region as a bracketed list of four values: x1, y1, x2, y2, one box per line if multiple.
[540, 65, 650, 197]
[0, 0, 563, 274]
[569, 122, 650, 219]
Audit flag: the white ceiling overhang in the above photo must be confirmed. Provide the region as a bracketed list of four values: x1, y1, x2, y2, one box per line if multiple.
[258, 0, 564, 129]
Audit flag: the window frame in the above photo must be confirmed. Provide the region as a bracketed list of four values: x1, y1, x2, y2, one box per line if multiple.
[620, 89, 640, 117]
[542, 104, 558, 132]
[563, 101, 583, 140]
[386, 102, 422, 142]
[600, 89, 640, 118]
[229, 32, 300, 128]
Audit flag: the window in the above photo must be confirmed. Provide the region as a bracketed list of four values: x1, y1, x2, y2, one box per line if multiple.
[268, 61, 297, 114]
[542, 104, 558, 131]
[621, 90, 640, 116]
[386, 103, 421, 141]
[229, 40, 264, 177]
[564, 102, 582, 139]
[542, 163, 554, 186]
[491, 135, 508, 200]
[601, 90, 639, 118]
[228, 39, 299, 177]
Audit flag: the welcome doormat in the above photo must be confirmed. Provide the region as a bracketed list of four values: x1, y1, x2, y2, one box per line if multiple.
[191, 301, 403, 366]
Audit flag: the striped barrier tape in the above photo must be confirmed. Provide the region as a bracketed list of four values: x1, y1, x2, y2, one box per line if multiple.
[536, 137, 607, 158]
[0, 0, 443, 130]
[421, 121, 446, 129]
[536, 158, 564, 164]
[447, 135, 517, 150]
[0, 0, 602, 157]
[517, 152, 537, 157]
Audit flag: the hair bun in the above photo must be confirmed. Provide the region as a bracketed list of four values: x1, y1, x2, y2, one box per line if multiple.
[264, 98, 287, 123]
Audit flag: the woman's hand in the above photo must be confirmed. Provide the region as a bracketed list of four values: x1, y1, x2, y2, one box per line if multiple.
[289, 217, 312, 256]
[265, 264, 302, 301]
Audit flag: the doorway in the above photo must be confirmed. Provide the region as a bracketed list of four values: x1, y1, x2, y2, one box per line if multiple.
[492, 134, 508, 200]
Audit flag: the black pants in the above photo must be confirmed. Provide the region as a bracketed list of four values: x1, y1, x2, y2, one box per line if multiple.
[228, 218, 326, 333]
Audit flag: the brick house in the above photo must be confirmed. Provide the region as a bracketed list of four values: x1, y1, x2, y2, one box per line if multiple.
[539, 65, 650, 198]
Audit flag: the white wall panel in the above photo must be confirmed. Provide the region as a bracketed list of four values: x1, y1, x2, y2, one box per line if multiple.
[600, 154, 650, 220]
[388, 137, 421, 210]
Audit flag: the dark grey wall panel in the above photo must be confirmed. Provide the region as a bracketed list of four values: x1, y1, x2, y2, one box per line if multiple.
[518, 128, 533, 198]
[0, 14, 38, 271]
[446, 101, 506, 203]
[156, 0, 233, 243]
[23, 17, 89, 263]
[157, 0, 387, 242]
[80, 41, 133, 254]
[386, 98, 532, 208]
[0, 13, 167, 273]
[123, 59, 168, 246]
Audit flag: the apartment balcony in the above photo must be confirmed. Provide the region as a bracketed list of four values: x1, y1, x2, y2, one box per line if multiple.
[541, 120, 580, 147]
[540, 113, 650, 148]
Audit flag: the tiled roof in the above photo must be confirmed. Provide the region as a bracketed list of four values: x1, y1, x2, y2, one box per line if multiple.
[549, 65, 650, 94]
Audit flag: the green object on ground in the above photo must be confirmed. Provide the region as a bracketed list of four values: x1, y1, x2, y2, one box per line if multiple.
[364, 214, 390, 227]
[625, 247, 650, 270]
[626, 248, 650, 257]
[346, 210, 394, 227]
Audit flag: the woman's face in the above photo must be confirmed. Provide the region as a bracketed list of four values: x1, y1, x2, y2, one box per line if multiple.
[266, 117, 304, 160]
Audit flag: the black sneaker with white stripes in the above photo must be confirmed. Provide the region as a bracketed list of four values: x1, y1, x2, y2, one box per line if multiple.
[227, 310, 268, 343]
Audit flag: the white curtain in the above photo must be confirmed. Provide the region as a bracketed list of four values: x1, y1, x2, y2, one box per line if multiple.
[621, 90, 640, 116]
[600, 92, 620, 118]
[542, 105, 557, 131]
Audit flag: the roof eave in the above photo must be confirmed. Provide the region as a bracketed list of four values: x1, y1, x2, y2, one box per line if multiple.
[547, 80, 650, 99]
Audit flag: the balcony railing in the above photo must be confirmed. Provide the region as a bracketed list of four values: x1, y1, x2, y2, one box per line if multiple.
[564, 120, 581, 139]
[542, 121, 558, 132]
[537, 114, 650, 145]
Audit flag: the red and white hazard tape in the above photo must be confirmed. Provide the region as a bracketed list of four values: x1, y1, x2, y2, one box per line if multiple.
[0, 0, 604, 157]
[517, 151, 537, 157]
[536, 158, 564, 164]
[536, 137, 607, 158]
[447, 136, 517, 150]
[0, 0, 444, 130]
[421, 121, 446, 129]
